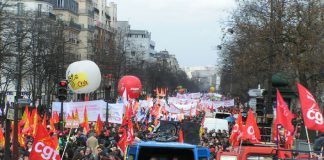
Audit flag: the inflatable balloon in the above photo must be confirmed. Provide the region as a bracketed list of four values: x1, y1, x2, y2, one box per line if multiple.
[66, 60, 101, 93]
[209, 86, 216, 93]
[118, 75, 142, 99]
[178, 88, 185, 94]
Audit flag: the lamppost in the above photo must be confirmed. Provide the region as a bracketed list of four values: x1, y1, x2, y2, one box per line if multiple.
[104, 74, 112, 127]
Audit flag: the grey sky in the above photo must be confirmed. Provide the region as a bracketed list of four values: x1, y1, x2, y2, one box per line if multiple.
[111, 0, 236, 67]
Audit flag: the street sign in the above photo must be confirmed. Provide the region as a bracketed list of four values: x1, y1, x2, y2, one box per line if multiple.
[18, 98, 30, 104]
[7, 108, 14, 120]
[248, 89, 264, 97]
[249, 98, 257, 111]
[65, 120, 79, 128]
[249, 98, 257, 107]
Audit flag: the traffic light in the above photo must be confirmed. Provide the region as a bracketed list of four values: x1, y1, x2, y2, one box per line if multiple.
[57, 80, 68, 101]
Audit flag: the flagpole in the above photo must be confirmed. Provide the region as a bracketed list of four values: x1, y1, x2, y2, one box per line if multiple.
[238, 139, 243, 154]
[61, 128, 73, 160]
[304, 126, 313, 156]
[276, 124, 280, 158]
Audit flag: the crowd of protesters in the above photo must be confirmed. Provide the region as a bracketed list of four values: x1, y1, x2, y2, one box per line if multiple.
[0, 107, 236, 160]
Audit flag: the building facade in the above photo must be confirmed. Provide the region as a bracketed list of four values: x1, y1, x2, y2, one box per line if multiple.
[154, 50, 180, 73]
[183, 66, 220, 92]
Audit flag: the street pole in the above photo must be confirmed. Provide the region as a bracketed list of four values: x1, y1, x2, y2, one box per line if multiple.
[60, 101, 64, 133]
[105, 85, 111, 128]
[267, 0, 274, 120]
[4, 103, 11, 159]
[10, 2, 24, 160]
[106, 101, 109, 127]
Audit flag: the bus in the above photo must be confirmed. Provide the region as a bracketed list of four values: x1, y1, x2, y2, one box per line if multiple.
[125, 141, 210, 160]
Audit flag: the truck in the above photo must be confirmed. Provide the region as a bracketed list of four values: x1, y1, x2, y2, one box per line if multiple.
[216, 144, 322, 160]
[125, 141, 210, 160]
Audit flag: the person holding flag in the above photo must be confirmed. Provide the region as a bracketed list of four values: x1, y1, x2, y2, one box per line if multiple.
[273, 89, 295, 159]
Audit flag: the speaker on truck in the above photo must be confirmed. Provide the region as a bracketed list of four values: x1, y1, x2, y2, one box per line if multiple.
[182, 121, 201, 145]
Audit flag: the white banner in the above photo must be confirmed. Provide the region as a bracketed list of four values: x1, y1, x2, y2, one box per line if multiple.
[52, 100, 124, 124]
[213, 99, 235, 108]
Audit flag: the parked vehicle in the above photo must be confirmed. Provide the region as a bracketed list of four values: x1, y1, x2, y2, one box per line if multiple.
[125, 141, 210, 160]
[217, 143, 322, 160]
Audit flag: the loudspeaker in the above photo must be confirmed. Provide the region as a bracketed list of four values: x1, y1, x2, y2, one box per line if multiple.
[182, 121, 200, 145]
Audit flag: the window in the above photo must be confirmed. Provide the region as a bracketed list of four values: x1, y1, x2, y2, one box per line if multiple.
[220, 155, 238, 160]
[138, 147, 194, 160]
[131, 51, 135, 56]
[247, 155, 273, 160]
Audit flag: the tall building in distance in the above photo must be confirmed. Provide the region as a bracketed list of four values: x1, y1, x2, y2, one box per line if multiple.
[183, 66, 220, 92]
[154, 50, 180, 73]
[125, 29, 156, 63]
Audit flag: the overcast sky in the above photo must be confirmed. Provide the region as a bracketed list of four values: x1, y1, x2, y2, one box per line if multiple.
[110, 0, 237, 67]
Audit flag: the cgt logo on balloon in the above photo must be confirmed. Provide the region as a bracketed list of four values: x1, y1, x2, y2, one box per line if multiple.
[34, 142, 60, 160]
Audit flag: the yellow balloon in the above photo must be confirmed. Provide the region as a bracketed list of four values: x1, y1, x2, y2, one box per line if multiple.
[209, 86, 216, 93]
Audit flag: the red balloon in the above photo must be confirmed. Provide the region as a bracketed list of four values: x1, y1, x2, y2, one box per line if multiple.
[118, 75, 142, 99]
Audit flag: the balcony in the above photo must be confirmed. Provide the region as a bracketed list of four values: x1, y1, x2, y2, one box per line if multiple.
[80, 24, 95, 31]
[78, 9, 94, 18]
[67, 21, 81, 30]
[95, 21, 113, 32]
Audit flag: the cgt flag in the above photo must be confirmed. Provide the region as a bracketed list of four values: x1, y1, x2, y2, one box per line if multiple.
[230, 111, 243, 146]
[29, 124, 61, 160]
[297, 83, 324, 132]
[243, 109, 261, 144]
[274, 89, 295, 135]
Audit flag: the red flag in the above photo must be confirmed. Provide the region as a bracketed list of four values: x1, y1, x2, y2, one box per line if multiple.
[22, 112, 32, 135]
[29, 124, 61, 160]
[275, 89, 295, 133]
[230, 111, 243, 146]
[127, 116, 134, 144]
[272, 121, 278, 142]
[53, 112, 59, 124]
[179, 128, 184, 143]
[284, 129, 294, 149]
[74, 108, 79, 121]
[0, 127, 4, 147]
[72, 110, 75, 120]
[30, 108, 41, 137]
[66, 113, 72, 120]
[18, 123, 25, 148]
[51, 134, 59, 150]
[95, 114, 103, 136]
[243, 109, 260, 143]
[82, 107, 90, 134]
[297, 83, 324, 132]
[49, 117, 56, 133]
[117, 128, 127, 153]
[19, 106, 30, 126]
[42, 114, 47, 127]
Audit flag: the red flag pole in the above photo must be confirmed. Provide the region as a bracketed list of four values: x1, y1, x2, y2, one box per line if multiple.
[238, 139, 243, 154]
[62, 128, 73, 159]
[304, 126, 313, 156]
[276, 124, 280, 158]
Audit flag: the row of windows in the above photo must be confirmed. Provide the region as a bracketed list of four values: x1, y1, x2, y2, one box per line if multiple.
[55, 0, 78, 14]
[127, 34, 148, 38]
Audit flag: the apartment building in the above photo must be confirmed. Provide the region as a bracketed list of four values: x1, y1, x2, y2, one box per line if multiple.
[126, 29, 156, 63]
[154, 50, 180, 73]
